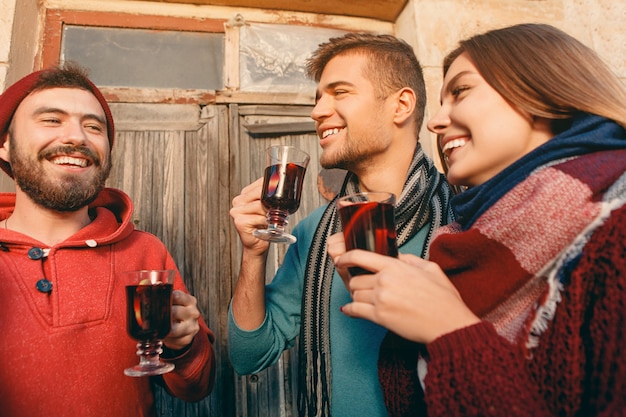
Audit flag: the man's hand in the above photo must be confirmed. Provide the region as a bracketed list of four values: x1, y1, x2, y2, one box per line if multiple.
[230, 177, 271, 256]
[163, 290, 201, 352]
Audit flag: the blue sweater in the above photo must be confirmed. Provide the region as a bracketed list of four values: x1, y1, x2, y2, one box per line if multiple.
[228, 205, 430, 416]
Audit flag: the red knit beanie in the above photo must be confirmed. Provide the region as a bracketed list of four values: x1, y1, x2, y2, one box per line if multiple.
[0, 69, 115, 178]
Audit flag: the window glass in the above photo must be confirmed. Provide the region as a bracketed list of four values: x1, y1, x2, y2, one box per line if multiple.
[61, 25, 224, 90]
[239, 23, 346, 93]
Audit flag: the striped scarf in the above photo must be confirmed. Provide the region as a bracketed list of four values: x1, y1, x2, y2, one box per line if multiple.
[432, 148, 626, 348]
[297, 144, 455, 416]
[441, 114, 626, 345]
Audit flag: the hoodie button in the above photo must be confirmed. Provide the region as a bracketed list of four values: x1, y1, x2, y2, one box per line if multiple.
[28, 247, 44, 260]
[36, 279, 53, 293]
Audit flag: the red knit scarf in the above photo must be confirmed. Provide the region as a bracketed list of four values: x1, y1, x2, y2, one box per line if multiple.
[430, 150, 626, 349]
[378, 149, 626, 417]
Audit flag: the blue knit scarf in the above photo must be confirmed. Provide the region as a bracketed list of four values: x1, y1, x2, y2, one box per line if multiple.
[453, 113, 626, 229]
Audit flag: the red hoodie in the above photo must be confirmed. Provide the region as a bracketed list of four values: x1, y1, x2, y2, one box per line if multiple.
[0, 188, 215, 417]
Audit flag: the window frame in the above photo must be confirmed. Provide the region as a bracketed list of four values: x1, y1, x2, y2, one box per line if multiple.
[41, 9, 225, 104]
[40, 9, 321, 106]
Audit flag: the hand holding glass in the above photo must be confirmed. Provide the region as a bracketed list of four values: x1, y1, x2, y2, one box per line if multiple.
[254, 145, 310, 244]
[124, 269, 175, 377]
[337, 192, 398, 276]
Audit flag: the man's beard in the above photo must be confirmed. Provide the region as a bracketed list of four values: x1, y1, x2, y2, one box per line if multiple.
[320, 140, 377, 172]
[10, 143, 112, 212]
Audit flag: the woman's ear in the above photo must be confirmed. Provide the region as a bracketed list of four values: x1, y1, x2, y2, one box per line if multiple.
[392, 87, 417, 126]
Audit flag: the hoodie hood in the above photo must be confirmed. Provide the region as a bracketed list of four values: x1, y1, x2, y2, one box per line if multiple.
[0, 187, 135, 247]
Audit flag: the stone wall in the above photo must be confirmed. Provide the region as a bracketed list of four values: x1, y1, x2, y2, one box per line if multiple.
[0, 0, 17, 90]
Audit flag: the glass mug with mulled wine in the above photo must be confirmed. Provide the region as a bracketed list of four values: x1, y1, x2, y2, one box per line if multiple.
[124, 269, 175, 377]
[337, 191, 398, 276]
[254, 145, 310, 244]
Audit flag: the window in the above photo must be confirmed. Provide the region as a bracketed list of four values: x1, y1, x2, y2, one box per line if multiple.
[42, 9, 226, 103]
[61, 25, 224, 90]
[238, 22, 345, 94]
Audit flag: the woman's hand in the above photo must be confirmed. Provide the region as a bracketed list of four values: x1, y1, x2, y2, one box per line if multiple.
[327, 232, 352, 290]
[334, 251, 481, 344]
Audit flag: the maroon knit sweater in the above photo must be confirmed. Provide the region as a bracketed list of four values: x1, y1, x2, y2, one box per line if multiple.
[379, 204, 626, 416]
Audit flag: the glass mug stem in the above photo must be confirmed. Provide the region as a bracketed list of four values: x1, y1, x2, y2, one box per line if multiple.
[125, 340, 175, 377]
[136, 339, 164, 366]
[266, 209, 289, 231]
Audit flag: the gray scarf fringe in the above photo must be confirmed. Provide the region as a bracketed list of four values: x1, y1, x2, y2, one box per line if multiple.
[298, 144, 455, 416]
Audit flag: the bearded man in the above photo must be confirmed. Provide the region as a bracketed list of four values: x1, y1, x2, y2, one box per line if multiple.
[0, 64, 215, 417]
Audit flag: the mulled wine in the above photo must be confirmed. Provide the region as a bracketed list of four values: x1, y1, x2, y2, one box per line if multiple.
[337, 192, 398, 276]
[123, 269, 175, 377]
[126, 284, 173, 341]
[261, 162, 307, 214]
